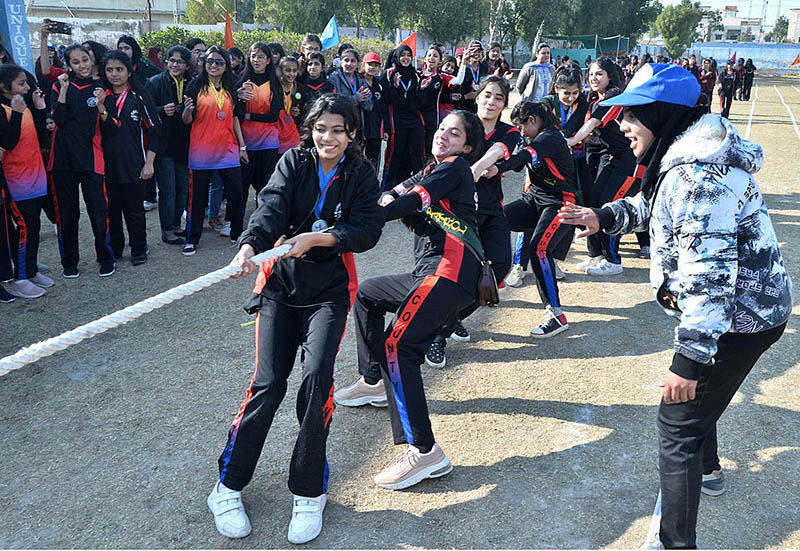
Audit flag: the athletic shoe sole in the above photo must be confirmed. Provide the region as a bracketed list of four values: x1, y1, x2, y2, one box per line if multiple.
[206, 492, 252, 539]
[530, 323, 570, 339]
[98, 268, 115, 278]
[425, 355, 446, 368]
[333, 395, 388, 408]
[375, 459, 453, 490]
[449, 333, 471, 343]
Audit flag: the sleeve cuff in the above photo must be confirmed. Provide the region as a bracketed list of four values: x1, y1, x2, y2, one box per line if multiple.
[593, 206, 616, 230]
[669, 353, 705, 380]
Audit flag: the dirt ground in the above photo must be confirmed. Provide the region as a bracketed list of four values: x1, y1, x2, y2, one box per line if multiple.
[1, 77, 799, 549]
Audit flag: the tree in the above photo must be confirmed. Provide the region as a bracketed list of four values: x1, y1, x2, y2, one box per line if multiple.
[655, 3, 702, 58]
[738, 27, 755, 42]
[184, 0, 255, 23]
[771, 15, 789, 43]
[701, 8, 721, 41]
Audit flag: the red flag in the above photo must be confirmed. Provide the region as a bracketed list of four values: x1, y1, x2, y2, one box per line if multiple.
[791, 54, 800, 66]
[224, 10, 234, 49]
[398, 32, 417, 57]
[731, 51, 736, 62]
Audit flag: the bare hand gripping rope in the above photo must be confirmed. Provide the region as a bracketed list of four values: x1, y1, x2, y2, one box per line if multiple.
[0, 244, 293, 377]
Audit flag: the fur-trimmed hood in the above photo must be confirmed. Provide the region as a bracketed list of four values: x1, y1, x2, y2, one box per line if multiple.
[660, 114, 763, 175]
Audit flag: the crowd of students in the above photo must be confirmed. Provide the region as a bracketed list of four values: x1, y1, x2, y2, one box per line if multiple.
[1, 29, 793, 551]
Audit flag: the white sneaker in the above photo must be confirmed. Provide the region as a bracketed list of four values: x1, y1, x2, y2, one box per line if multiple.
[287, 494, 326, 544]
[587, 259, 624, 276]
[505, 264, 524, 287]
[7, 279, 46, 298]
[333, 376, 388, 407]
[576, 256, 602, 272]
[31, 272, 55, 288]
[554, 262, 565, 280]
[207, 481, 252, 539]
[219, 221, 232, 237]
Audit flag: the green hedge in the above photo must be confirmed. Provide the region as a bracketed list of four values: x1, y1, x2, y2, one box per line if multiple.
[140, 27, 396, 65]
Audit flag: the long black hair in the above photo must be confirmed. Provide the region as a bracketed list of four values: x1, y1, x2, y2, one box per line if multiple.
[117, 35, 143, 65]
[100, 49, 145, 94]
[0, 42, 15, 64]
[300, 93, 363, 161]
[0, 63, 25, 93]
[240, 42, 281, 91]
[186, 45, 237, 102]
[588, 55, 624, 104]
[82, 41, 109, 68]
[510, 100, 559, 132]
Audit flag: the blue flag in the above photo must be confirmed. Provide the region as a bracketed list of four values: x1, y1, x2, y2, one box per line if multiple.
[320, 15, 340, 51]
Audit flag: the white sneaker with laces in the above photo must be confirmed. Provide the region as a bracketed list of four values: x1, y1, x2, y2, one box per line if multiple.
[504, 264, 524, 287]
[287, 494, 326, 544]
[219, 222, 232, 237]
[207, 481, 252, 539]
[576, 256, 602, 272]
[587, 259, 624, 276]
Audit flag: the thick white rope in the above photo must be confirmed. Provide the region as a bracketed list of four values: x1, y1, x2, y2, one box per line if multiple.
[0, 244, 292, 377]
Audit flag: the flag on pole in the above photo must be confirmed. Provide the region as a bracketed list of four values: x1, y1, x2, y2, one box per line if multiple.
[791, 53, 800, 66]
[224, 10, 234, 49]
[731, 51, 736, 62]
[320, 15, 340, 51]
[398, 31, 417, 57]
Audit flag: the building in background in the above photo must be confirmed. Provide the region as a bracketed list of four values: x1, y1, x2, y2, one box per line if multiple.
[26, 0, 186, 27]
[789, 8, 800, 42]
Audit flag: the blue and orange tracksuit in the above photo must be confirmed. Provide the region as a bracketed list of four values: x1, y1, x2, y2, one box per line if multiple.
[218, 149, 382, 497]
[354, 156, 480, 450]
[501, 128, 580, 310]
[1, 97, 48, 280]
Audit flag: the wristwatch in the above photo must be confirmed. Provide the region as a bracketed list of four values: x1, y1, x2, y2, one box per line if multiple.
[239, 145, 247, 151]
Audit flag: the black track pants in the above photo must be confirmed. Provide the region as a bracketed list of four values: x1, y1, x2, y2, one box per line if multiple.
[381, 125, 424, 191]
[241, 148, 278, 207]
[586, 153, 638, 264]
[6, 196, 44, 280]
[107, 181, 147, 258]
[187, 167, 243, 245]
[218, 299, 347, 497]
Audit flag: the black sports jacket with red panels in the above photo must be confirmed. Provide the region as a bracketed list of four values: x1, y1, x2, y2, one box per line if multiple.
[49, 76, 105, 174]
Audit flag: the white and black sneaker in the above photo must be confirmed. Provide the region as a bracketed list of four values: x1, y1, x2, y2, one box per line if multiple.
[530, 306, 569, 339]
[450, 320, 470, 342]
[425, 339, 446, 368]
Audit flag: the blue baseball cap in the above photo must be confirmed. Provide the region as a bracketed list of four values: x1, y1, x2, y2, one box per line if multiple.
[600, 63, 700, 108]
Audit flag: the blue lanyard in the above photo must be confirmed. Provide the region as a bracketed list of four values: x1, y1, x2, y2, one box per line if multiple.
[399, 78, 412, 95]
[469, 64, 480, 84]
[315, 155, 345, 218]
[345, 71, 358, 95]
[559, 102, 574, 127]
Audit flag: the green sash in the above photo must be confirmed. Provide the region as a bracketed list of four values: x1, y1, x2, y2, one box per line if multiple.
[423, 205, 485, 260]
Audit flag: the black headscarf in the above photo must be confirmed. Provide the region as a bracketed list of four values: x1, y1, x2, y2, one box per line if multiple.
[118, 35, 143, 65]
[389, 44, 418, 80]
[630, 101, 705, 201]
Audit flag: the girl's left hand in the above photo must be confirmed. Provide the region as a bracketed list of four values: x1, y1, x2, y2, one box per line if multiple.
[139, 162, 154, 180]
[239, 149, 249, 164]
[282, 232, 322, 258]
[93, 88, 106, 108]
[32, 89, 46, 110]
[357, 86, 370, 102]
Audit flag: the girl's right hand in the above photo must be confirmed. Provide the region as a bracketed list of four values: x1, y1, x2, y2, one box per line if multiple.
[10, 94, 26, 113]
[163, 102, 176, 116]
[229, 244, 257, 278]
[93, 88, 106, 108]
[379, 194, 395, 206]
[237, 81, 254, 101]
[57, 72, 69, 86]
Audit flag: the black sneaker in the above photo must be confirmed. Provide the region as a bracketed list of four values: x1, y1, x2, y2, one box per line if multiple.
[63, 267, 80, 279]
[131, 254, 147, 266]
[450, 320, 471, 342]
[0, 285, 15, 303]
[701, 469, 725, 496]
[425, 339, 446, 368]
[530, 307, 569, 339]
[98, 262, 116, 277]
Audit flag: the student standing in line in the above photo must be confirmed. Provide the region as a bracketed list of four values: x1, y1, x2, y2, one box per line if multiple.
[697, 58, 716, 106]
[717, 59, 739, 119]
[438, 56, 463, 123]
[302, 53, 334, 109]
[228, 47, 246, 79]
[327, 48, 373, 137]
[0, 64, 53, 297]
[336, 111, 484, 490]
[493, 101, 579, 337]
[379, 45, 424, 190]
[486, 42, 511, 78]
[425, 76, 519, 368]
[742, 59, 756, 101]
[419, 45, 467, 158]
[296, 34, 323, 83]
[276, 56, 306, 153]
[361, 52, 385, 169]
[236, 42, 284, 207]
[49, 44, 115, 278]
[559, 64, 792, 550]
[207, 95, 382, 544]
[567, 56, 638, 276]
[185, 38, 207, 72]
[517, 43, 555, 103]
[459, 40, 489, 112]
[181, 46, 247, 256]
[147, 45, 193, 245]
[100, 50, 160, 266]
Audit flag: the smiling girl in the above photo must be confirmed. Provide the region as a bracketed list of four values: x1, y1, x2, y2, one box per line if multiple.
[208, 94, 382, 545]
[327, 48, 373, 138]
[181, 46, 247, 256]
[49, 44, 115, 278]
